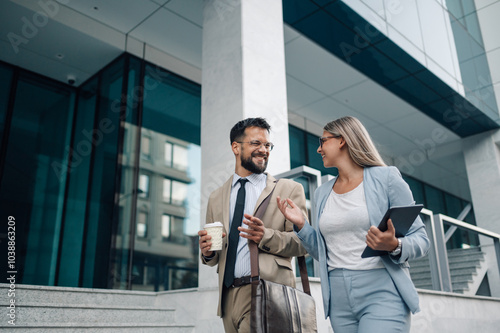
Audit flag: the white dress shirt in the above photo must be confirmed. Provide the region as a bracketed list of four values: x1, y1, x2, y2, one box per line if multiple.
[229, 173, 267, 279]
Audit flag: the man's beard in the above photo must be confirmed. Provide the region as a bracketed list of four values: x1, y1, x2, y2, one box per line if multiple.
[241, 152, 268, 174]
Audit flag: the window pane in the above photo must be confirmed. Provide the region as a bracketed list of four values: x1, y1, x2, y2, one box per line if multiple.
[0, 63, 13, 148]
[173, 144, 188, 170]
[163, 178, 171, 202]
[164, 142, 173, 166]
[142, 65, 201, 144]
[82, 57, 124, 288]
[59, 77, 97, 287]
[403, 175, 425, 206]
[424, 185, 446, 214]
[132, 64, 201, 292]
[138, 174, 149, 198]
[111, 56, 142, 290]
[137, 212, 148, 238]
[0, 72, 75, 286]
[172, 181, 187, 205]
[446, 0, 497, 113]
[141, 136, 151, 159]
[289, 125, 306, 168]
[171, 216, 186, 244]
[162, 214, 171, 238]
[306, 132, 333, 176]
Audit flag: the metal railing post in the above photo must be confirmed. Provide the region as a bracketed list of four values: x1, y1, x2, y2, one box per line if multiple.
[420, 210, 443, 291]
[433, 214, 453, 292]
[495, 238, 500, 277]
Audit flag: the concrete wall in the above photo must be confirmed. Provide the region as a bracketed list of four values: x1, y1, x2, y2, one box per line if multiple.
[413, 289, 500, 332]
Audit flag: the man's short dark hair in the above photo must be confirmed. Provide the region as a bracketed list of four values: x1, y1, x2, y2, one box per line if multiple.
[230, 117, 271, 143]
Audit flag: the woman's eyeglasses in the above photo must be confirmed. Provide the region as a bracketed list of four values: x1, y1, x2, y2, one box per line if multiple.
[319, 136, 339, 148]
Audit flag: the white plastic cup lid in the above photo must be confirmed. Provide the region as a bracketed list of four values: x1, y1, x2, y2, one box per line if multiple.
[204, 221, 223, 228]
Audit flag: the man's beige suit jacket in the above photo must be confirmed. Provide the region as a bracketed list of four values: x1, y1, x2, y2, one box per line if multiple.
[201, 173, 308, 317]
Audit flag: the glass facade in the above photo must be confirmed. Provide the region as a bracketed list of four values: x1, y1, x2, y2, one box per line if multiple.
[0, 68, 76, 286]
[128, 63, 201, 292]
[0, 63, 13, 150]
[283, 0, 499, 137]
[446, 0, 498, 115]
[0, 55, 201, 291]
[289, 125, 336, 177]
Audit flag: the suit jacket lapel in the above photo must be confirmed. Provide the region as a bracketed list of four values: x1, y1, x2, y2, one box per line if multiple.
[253, 173, 277, 215]
[221, 176, 233, 231]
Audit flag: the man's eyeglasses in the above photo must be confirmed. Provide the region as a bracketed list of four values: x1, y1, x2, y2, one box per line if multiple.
[319, 136, 339, 148]
[236, 140, 274, 151]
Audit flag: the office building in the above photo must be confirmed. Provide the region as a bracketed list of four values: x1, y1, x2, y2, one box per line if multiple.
[1, 0, 499, 331]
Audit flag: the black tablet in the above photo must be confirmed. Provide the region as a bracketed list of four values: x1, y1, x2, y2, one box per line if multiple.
[361, 204, 424, 258]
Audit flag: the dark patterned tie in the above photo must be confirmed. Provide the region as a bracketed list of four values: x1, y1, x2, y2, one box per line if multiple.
[223, 178, 249, 288]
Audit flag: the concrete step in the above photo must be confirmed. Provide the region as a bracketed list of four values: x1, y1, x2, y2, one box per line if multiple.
[0, 284, 196, 331]
[0, 284, 159, 308]
[409, 265, 431, 274]
[446, 248, 482, 256]
[414, 282, 433, 290]
[452, 281, 470, 293]
[451, 274, 475, 284]
[409, 258, 430, 268]
[409, 254, 483, 267]
[409, 266, 479, 277]
[15, 303, 175, 325]
[410, 271, 432, 280]
[5, 323, 195, 332]
[409, 247, 486, 294]
[449, 260, 482, 270]
[412, 273, 478, 292]
[448, 253, 484, 264]
[450, 267, 478, 276]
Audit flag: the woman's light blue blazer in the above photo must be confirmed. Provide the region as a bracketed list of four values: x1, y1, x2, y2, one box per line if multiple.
[296, 166, 430, 319]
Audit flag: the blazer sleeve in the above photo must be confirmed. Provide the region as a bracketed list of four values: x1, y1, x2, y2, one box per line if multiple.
[258, 182, 308, 257]
[200, 194, 220, 267]
[387, 166, 430, 263]
[295, 222, 320, 261]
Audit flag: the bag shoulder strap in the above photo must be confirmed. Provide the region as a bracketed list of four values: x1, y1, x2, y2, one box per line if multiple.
[248, 180, 311, 296]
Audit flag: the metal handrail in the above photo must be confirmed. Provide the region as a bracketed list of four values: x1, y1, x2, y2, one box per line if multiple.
[434, 213, 500, 294]
[419, 210, 500, 295]
[444, 203, 471, 242]
[438, 214, 500, 239]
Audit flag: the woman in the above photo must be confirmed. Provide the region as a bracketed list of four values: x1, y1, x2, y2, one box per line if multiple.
[277, 116, 429, 333]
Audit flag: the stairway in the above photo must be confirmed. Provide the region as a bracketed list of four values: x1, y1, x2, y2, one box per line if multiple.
[409, 247, 487, 295]
[0, 284, 195, 332]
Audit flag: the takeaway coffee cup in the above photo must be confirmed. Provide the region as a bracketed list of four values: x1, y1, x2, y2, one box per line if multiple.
[204, 222, 224, 251]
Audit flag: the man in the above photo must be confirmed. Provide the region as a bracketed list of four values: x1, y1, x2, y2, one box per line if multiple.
[198, 117, 308, 332]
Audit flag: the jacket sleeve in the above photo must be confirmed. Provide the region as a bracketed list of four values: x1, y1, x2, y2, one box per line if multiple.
[387, 167, 430, 264]
[258, 182, 308, 257]
[295, 222, 320, 261]
[200, 194, 220, 267]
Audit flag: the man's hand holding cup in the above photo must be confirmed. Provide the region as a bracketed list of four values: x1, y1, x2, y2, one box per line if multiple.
[198, 222, 225, 258]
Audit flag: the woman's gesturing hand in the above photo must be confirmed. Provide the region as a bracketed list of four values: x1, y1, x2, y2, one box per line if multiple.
[276, 196, 306, 230]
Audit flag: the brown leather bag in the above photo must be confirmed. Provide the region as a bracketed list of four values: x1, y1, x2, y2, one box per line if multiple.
[249, 181, 317, 333]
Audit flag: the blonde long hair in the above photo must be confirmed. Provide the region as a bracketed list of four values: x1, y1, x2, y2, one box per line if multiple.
[324, 116, 386, 167]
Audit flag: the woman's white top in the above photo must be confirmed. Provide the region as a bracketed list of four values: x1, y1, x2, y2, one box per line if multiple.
[319, 182, 384, 271]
